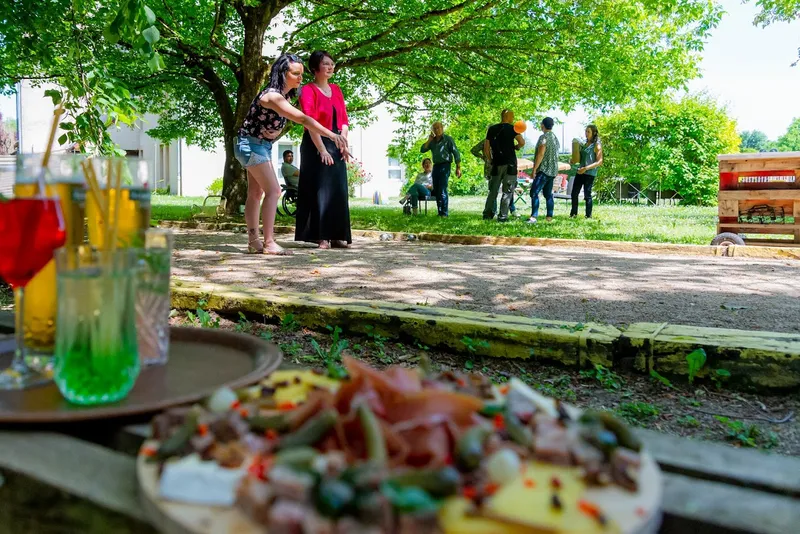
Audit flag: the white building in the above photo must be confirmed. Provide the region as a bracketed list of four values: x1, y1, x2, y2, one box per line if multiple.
[15, 80, 406, 200]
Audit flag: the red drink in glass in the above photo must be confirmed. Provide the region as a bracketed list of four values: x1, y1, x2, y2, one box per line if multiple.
[0, 198, 67, 286]
[0, 197, 66, 389]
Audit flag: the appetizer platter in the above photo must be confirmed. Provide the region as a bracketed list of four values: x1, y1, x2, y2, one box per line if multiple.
[138, 357, 661, 534]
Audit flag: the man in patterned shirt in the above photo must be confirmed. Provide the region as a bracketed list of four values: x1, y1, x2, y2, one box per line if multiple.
[528, 117, 560, 224]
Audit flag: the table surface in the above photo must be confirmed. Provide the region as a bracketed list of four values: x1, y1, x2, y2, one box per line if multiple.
[0, 315, 798, 534]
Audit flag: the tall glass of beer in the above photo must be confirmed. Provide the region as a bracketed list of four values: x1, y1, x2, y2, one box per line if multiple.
[14, 154, 87, 366]
[86, 157, 151, 249]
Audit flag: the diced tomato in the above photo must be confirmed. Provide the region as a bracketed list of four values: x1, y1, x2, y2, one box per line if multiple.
[197, 424, 209, 436]
[462, 486, 478, 499]
[140, 445, 158, 457]
[578, 499, 601, 519]
[277, 401, 297, 411]
[230, 400, 241, 410]
[493, 414, 505, 431]
[523, 478, 536, 489]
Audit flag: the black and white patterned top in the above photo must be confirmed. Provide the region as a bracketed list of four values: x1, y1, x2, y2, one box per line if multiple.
[237, 88, 287, 140]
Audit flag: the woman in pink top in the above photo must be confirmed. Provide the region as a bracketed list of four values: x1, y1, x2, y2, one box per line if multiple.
[295, 50, 352, 249]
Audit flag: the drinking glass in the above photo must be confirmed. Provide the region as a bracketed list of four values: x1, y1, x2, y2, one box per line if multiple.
[54, 246, 140, 405]
[85, 157, 151, 249]
[0, 195, 67, 389]
[14, 154, 86, 363]
[136, 228, 173, 366]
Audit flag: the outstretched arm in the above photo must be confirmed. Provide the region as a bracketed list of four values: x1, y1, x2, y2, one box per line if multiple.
[263, 93, 346, 151]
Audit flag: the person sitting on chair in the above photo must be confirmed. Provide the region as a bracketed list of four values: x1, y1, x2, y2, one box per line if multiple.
[280, 150, 300, 190]
[399, 158, 433, 215]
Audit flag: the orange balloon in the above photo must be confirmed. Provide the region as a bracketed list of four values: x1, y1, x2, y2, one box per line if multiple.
[514, 120, 527, 134]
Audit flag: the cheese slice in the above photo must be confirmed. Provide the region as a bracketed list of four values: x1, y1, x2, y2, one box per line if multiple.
[159, 454, 247, 506]
[440, 462, 619, 534]
[261, 370, 341, 405]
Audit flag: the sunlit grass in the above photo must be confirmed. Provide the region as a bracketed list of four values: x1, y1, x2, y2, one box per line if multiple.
[151, 195, 718, 245]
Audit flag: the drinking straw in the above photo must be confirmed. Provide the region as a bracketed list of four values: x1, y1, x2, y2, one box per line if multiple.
[108, 159, 123, 253]
[81, 160, 106, 225]
[38, 105, 65, 195]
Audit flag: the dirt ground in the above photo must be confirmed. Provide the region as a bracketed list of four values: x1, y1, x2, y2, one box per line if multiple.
[172, 312, 800, 456]
[172, 229, 800, 333]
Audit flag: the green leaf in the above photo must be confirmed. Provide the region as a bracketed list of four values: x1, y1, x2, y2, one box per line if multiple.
[649, 369, 673, 389]
[57, 134, 68, 146]
[142, 26, 160, 45]
[143, 6, 157, 26]
[686, 348, 707, 383]
[44, 89, 62, 105]
[714, 369, 731, 378]
[464, 360, 474, 370]
[147, 52, 164, 72]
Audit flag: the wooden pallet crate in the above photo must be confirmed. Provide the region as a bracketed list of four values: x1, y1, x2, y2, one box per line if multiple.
[716, 152, 800, 246]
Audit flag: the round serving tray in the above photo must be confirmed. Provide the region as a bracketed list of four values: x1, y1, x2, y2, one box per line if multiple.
[0, 327, 282, 423]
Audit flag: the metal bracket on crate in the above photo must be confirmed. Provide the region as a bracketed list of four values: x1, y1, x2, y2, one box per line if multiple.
[739, 204, 785, 224]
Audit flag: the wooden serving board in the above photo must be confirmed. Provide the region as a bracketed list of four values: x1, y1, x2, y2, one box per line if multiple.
[0, 327, 281, 423]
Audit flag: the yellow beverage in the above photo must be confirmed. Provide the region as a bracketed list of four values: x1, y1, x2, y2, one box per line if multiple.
[86, 187, 151, 248]
[13, 181, 87, 353]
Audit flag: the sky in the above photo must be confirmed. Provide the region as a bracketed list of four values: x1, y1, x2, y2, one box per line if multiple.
[2, 0, 799, 142]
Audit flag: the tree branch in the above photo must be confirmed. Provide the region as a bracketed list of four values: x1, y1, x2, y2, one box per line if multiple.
[211, 2, 243, 63]
[347, 81, 403, 113]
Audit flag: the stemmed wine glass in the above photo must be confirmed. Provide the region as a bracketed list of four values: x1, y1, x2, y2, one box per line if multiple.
[0, 188, 66, 389]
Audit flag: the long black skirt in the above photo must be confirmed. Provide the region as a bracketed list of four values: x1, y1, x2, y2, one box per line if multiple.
[295, 131, 352, 244]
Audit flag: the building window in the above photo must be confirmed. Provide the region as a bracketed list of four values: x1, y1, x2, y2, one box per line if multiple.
[387, 157, 403, 181]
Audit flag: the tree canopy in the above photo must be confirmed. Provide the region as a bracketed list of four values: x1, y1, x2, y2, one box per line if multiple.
[776, 117, 800, 151]
[739, 129, 771, 152]
[595, 94, 740, 206]
[1, 0, 722, 206]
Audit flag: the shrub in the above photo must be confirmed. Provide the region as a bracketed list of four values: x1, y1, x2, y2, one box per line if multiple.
[346, 159, 372, 197]
[595, 94, 740, 205]
[206, 177, 224, 196]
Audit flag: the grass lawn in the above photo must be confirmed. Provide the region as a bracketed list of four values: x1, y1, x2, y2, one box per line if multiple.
[151, 194, 718, 245]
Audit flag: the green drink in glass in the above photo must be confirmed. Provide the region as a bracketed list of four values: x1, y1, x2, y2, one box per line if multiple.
[54, 246, 140, 405]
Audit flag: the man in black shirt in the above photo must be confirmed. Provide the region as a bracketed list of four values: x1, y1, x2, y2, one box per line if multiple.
[483, 109, 525, 221]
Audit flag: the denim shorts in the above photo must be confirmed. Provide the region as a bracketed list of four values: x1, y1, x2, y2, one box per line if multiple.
[233, 136, 273, 168]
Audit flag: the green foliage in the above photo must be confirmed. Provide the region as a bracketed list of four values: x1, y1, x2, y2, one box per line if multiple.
[207, 177, 224, 196]
[186, 307, 220, 329]
[711, 368, 731, 389]
[739, 130, 772, 152]
[686, 348, 707, 383]
[2, 0, 721, 204]
[751, 0, 800, 26]
[595, 94, 740, 205]
[280, 313, 300, 332]
[346, 159, 372, 198]
[714, 416, 779, 449]
[649, 369, 673, 389]
[235, 311, 251, 332]
[617, 402, 660, 424]
[461, 336, 489, 354]
[0, 112, 15, 154]
[776, 117, 800, 152]
[678, 415, 701, 427]
[580, 364, 624, 391]
[309, 326, 348, 374]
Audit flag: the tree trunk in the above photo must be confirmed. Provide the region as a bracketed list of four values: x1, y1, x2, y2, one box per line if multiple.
[222, 3, 273, 215]
[223, 138, 247, 216]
